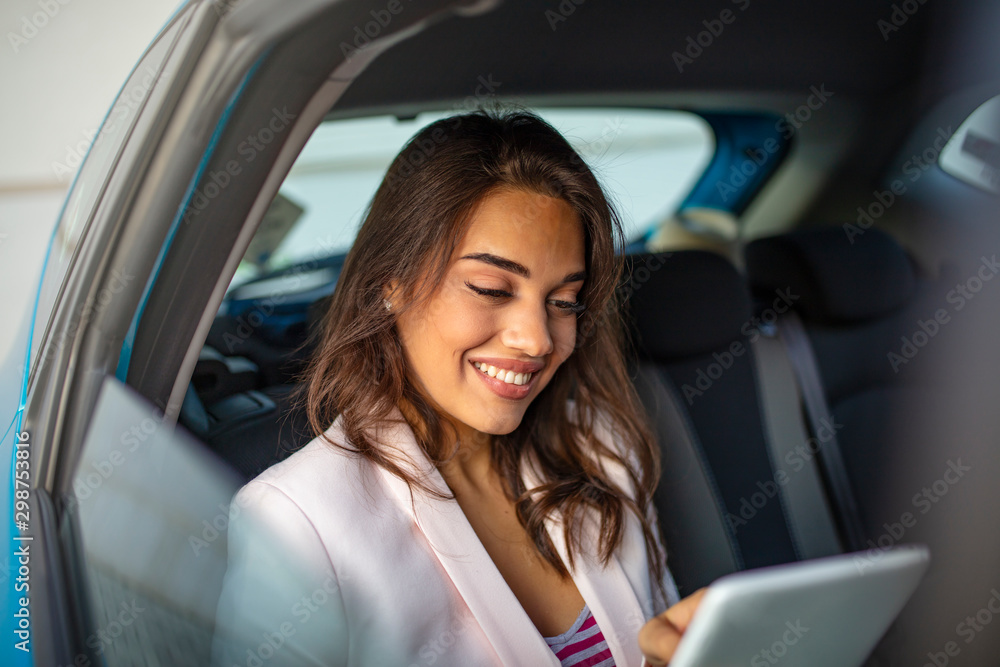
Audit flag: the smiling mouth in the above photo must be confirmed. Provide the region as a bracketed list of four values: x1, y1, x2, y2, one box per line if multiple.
[472, 361, 533, 386]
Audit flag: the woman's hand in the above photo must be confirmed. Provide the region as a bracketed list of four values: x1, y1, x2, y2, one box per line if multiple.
[638, 587, 707, 666]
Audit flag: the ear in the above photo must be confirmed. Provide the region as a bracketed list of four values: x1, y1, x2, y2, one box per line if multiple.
[382, 279, 399, 302]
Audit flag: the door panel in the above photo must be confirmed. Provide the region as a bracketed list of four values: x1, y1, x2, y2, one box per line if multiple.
[58, 376, 240, 664]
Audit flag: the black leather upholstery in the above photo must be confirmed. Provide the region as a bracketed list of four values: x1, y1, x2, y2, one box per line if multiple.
[624, 251, 801, 594]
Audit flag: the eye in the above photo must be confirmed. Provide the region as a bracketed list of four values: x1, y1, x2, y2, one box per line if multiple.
[465, 281, 513, 300]
[466, 280, 584, 315]
[547, 298, 586, 316]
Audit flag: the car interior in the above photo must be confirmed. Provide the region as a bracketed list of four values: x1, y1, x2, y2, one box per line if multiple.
[44, 0, 1000, 665]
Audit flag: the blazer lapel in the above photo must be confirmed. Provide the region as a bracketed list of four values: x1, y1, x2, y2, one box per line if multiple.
[368, 408, 647, 666]
[521, 455, 648, 667]
[370, 409, 561, 666]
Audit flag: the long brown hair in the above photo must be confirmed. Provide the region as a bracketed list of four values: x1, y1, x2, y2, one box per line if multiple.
[296, 106, 668, 609]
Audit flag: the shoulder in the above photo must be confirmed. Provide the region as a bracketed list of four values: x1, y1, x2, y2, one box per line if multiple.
[223, 416, 410, 596]
[214, 435, 352, 665]
[233, 418, 379, 527]
[251, 428, 357, 489]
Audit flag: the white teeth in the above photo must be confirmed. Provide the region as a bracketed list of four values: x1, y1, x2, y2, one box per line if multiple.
[473, 362, 533, 386]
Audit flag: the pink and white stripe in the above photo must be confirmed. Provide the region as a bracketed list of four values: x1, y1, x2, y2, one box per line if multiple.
[543, 604, 616, 667]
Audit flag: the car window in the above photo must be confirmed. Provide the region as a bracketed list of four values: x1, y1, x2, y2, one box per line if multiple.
[227, 108, 713, 292]
[27, 6, 194, 385]
[65, 376, 241, 666]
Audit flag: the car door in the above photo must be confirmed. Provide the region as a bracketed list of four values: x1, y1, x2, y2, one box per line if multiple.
[7, 0, 493, 664]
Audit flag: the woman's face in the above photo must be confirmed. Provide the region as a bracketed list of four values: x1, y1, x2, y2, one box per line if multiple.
[393, 187, 586, 441]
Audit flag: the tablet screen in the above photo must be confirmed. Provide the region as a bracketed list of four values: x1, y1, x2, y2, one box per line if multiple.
[668, 545, 930, 667]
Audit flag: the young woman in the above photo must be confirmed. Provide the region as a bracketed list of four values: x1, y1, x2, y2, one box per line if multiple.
[212, 107, 703, 667]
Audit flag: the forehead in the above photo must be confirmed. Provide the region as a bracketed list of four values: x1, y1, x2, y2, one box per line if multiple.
[454, 188, 585, 267]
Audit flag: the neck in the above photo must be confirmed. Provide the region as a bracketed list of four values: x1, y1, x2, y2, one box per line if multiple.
[441, 423, 495, 491]
[397, 398, 496, 493]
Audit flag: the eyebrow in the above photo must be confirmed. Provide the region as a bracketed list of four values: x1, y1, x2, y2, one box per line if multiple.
[459, 252, 586, 284]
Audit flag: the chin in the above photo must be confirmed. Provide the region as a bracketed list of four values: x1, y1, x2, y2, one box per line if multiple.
[471, 410, 526, 436]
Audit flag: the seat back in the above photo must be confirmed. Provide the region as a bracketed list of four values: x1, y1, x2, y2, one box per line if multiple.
[623, 251, 829, 594]
[744, 227, 946, 539]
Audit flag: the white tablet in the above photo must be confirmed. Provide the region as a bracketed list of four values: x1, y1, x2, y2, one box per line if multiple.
[668, 544, 930, 667]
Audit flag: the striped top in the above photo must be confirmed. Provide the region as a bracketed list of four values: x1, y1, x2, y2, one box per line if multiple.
[543, 604, 615, 667]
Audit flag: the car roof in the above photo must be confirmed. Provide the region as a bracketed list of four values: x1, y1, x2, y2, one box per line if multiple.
[337, 1, 929, 104]
[323, 0, 999, 241]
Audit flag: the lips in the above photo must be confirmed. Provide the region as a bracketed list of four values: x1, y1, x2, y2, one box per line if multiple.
[472, 361, 533, 386]
[470, 357, 543, 383]
[469, 357, 544, 374]
[469, 358, 542, 399]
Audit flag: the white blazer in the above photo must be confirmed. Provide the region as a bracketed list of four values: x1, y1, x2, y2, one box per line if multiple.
[211, 402, 679, 667]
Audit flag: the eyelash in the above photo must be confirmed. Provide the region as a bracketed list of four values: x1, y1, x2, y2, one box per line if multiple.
[465, 281, 586, 315]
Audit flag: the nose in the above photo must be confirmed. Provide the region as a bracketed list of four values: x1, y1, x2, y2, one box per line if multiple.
[499, 299, 554, 359]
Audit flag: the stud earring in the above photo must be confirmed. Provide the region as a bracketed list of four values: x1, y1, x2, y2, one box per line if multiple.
[383, 298, 392, 311]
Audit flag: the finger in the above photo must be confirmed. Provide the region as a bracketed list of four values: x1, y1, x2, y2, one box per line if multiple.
[638, 612, 683, 666]
[638, 587, 709, 665]
[664, 587, 708, 634]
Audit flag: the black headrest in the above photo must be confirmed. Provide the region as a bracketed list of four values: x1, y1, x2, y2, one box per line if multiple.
[744, 227, 916, 324]
[623, 251, 752, 360]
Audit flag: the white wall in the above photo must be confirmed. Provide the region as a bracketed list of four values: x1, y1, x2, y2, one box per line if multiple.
[0, 0, 182, 404]
[0, 0, 183, 231]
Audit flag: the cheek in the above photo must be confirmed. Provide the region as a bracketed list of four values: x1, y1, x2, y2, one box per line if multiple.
[551, 317, 578, 363]
[422, 289, 496, 359]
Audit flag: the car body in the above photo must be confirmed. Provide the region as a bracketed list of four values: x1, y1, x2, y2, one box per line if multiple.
[3, 0, 1000, 665]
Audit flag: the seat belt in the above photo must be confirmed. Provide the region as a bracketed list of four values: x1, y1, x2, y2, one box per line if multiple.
[778, 312, 867, 553]
[750, 331, 842, 560]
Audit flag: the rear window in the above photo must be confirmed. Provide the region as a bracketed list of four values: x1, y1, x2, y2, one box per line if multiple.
[228, 107, 713, 290]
